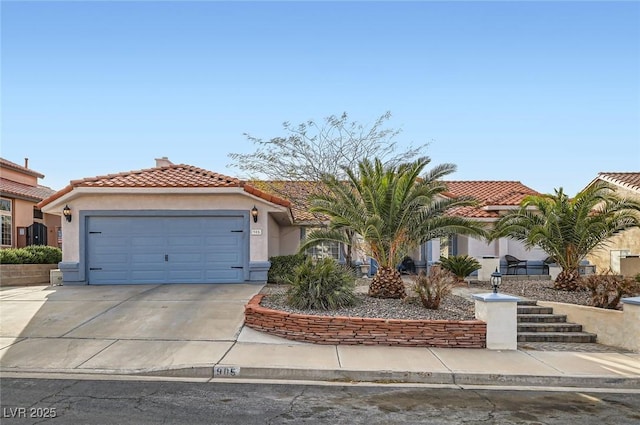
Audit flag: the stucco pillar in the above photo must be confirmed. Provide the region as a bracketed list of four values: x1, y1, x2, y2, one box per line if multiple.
[473, 292, 520, 350]
[622, 297, 640, 352]
[477, 257, 500, 281]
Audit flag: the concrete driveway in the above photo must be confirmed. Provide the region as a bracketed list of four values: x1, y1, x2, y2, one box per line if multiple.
[0, 283, 263, 373]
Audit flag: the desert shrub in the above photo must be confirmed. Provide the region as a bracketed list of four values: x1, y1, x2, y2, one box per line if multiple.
[286, 258, 357, 310]
[579, 271, 640, 309]
[413, 265, 459, 309]
[438, 255, 481, 281]
[267, 253, 307, 284]
[0, 246, 62, 264]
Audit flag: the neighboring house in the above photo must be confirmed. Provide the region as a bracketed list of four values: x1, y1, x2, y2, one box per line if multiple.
[585, 172, 640, 274]
[37, 158, 550, 285]
[0, 158, 60, 249]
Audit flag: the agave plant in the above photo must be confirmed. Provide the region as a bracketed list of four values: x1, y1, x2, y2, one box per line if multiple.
[286, 258, 357, 310]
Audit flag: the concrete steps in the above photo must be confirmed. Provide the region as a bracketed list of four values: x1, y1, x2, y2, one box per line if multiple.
[517, 300, 597, 343]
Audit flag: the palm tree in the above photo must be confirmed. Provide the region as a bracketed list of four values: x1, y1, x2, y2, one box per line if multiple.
[299, 157, 487, 299]
[491, 182, 640, 291]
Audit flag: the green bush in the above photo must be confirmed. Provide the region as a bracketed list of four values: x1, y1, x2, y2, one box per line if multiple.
[438, 255, 481, 281]
[0, 250, 21, 264]
[268, 253, 308, 284]
[0, 246, 62, 264]
[286, 258, 357, 310]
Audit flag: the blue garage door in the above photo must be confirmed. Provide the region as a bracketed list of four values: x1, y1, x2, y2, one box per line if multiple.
[87, 216, 246, 284]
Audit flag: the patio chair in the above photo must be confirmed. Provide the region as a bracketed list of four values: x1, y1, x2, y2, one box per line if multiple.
[542, 256, 556, 275]
[504, 255, 527, 275]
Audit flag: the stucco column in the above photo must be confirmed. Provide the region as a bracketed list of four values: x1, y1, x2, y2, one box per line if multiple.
[477, 257, 500, 281]
[473, 293, 520, 350]
[622, 297, 640, 352]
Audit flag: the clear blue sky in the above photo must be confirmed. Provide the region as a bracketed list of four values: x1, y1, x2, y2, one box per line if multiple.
[2, 1, 639, 196]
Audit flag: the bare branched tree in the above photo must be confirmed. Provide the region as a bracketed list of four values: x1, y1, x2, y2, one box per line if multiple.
[227, 111, 429, 266]
[228, 111, 427, 182]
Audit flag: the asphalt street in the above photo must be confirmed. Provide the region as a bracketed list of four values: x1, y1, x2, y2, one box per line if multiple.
[1, 378, 639, 424]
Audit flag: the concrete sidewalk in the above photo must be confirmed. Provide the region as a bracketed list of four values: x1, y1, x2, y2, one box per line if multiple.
[1, 285, 639, 390]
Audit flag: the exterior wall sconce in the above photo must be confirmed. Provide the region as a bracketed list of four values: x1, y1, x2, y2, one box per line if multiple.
[251, 205, 259, 223]
[491, 267, 502, 293]
[62, 205, 72, 222]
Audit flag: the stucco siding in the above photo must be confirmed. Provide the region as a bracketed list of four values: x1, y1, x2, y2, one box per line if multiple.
[267, 214, 280, 257]
[279, 226, 302, 256]
[57, 192, 281, 264]
[587, 184, 640, 273]
[1, 168, 37, 186]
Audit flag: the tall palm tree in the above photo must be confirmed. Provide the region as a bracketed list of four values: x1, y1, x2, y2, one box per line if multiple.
[299, 157, 487, 299]
[491, 182, 640, 291]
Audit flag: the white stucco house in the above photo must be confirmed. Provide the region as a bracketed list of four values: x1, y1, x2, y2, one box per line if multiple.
[38, 158, 549, 285]
[38, 158, 297, 285]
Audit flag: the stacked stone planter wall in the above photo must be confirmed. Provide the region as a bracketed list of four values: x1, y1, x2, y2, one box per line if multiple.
[0, 264, 58, 286]
[245, 294, 486, 348]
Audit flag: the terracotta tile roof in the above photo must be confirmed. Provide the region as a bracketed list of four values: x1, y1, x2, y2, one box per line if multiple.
[70, 164, 243, 188]
[250, 181, 329, 222]
[597, 172, 640, 193]
[251, 180, 540, 221]
[0, 178, 56, 202]
[38, 164, 291, 209]
[443, 181, 540, 219]
[0, 157, 45, 178]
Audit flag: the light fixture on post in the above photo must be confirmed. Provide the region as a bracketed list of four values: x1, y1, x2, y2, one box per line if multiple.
[62, 205, 72, 223]
[490, 267, 502, 294]
[251, 205, 259, 223]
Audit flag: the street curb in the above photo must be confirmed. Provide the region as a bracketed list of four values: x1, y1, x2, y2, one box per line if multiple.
[3, 366, 640, 389]
[141, 366, 640, 389]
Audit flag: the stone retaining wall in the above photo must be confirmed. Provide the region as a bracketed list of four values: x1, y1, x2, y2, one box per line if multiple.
[245, 294, 486, 348]
[0, 264, 58, 286]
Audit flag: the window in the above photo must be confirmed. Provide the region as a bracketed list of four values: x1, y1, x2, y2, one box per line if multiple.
[33, 208, 43, 219]
[439, 234, 458, 258]
[306, 241, 340, 261]
[302, 227, 340, 261]
[0, 198, 12, 246]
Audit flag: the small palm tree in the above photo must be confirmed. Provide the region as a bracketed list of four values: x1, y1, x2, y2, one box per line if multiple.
[300, 157, 487, 299]
[491, 183, 640, 291]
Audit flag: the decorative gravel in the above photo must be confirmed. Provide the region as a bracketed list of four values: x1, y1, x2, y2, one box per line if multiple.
[470, 280, 593, 306]
[259, 278, 606, 321]
[259, 281, 476, 321]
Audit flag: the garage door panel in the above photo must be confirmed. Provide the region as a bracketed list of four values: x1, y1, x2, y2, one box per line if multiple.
[206, 252, 242, 264]
[130, 253, 165, 265]
[168, 236, 203, 248]
[87, 216, 246, 284]
[169, 253, 204, 264]
[204, 235, 242, 247]
[90, 271, 131, 284]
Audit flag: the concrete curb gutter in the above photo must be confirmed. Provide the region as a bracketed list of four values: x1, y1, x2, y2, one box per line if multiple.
[141, 366, 640, 389]
[3, 366, 639, 389]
